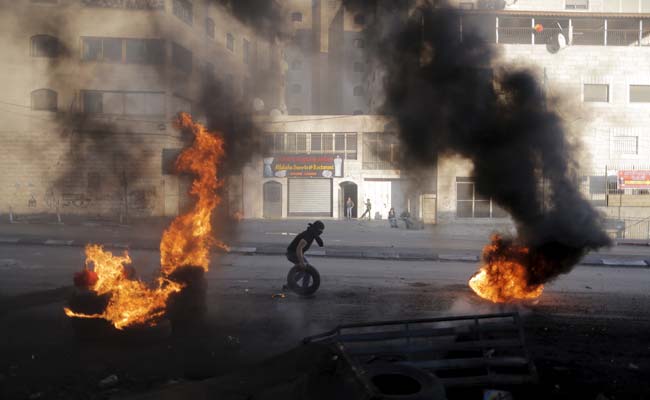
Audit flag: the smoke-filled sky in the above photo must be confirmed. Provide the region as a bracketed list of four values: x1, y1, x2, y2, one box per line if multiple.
[343, 0, 611, 284]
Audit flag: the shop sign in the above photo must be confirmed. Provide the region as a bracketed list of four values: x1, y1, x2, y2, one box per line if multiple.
[618, 170, 650, 189]
[263, 154, 344, 178]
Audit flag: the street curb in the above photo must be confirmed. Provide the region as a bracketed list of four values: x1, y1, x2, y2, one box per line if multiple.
[1, 236, 649, 268]
[616, 241, 650, 247]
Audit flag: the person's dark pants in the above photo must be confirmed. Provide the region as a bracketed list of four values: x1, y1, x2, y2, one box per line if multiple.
[287, 253, 310, 266]
[360, 208, 371, 220]
[389, 217, 398, 228]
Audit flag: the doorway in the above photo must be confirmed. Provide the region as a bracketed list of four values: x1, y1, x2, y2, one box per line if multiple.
[263, 181, 282, 218]
[340, 181, 358, 219]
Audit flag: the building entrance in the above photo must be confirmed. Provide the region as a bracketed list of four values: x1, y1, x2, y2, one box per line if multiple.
[340, 181, 358, 219]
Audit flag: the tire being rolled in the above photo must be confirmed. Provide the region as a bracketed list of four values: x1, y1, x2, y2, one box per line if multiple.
[286, 264, 320, 296]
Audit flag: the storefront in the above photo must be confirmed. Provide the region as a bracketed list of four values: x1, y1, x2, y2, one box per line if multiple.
[244, 115, 438, 222]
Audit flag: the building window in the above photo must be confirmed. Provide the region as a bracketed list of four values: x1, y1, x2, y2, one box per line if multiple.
[206, 17, 215, 38]
[321, 133, 333, 151]
[353, 85, 365, 96]
[354, 38, 365, 48]
[31, 35, 59, 57]
[354, 14, 365, 25]
[172, 42, 192, 73]
[566, 0, 589, 9]
[291, 83, 302, 94]
[226, 33, 234, 52]
[173, 0, 193, 25]
[456, 178, 508, 218]
[291, 12, 302, 22]
[81, 37, 122, 62]
[353, 61, 365, 72]
[83, 37, 163, 64]
[584, 84, 609, 102]
[82, 90, 165, 116]
[243, 39, 250, 64]
[459, 2, 475, 9]
[630, 85, 650, 102]
[311, 133, 321, 150]
[612, 136, 638, 155]
[267, 133, 357, 159]
[125, 39, 164, 64]
[31, 89, 57, 111]
[363, 132, 398, 169]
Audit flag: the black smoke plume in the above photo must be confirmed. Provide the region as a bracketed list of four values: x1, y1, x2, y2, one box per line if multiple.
[346, 1, 610, 284]
[214, 0, 288, 40]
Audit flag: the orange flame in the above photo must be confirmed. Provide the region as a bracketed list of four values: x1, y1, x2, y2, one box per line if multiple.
[65, 113, 227, 329]
[64, 245, 183, 330]
[469, 234, 544, 303]
[160, 113, 228, 275]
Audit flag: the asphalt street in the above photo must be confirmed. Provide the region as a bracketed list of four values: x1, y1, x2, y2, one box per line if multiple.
[1, 245, 649, 399]
[1, 219, 650, 266]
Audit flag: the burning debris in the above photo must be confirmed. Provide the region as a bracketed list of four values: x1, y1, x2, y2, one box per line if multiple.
[469, 235, 544, 303]
[65, 113, 226, 330]
[345, 1, 611, 301]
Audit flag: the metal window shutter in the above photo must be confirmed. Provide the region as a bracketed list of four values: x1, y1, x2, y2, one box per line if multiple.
[289, 179, 331, 216]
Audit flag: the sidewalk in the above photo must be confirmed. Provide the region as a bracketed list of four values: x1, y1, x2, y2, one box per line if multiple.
[0, 217, 648, 268]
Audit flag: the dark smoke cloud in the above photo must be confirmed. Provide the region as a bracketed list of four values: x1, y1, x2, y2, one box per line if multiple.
[214, 0, 288, 40]
[345, 0, 611, 284]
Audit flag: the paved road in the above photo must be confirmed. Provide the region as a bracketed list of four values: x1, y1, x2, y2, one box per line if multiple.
[1, 245, 649, 400]
[2, 219, 650, 266]
[1, 243, 648, 307]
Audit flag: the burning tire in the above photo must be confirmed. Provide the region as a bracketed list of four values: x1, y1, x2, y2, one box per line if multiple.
[286, 265, 320, 296]
[166, 266, 207, 332]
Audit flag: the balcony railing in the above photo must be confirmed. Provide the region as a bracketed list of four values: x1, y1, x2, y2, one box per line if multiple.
[469, 16, 650, 47]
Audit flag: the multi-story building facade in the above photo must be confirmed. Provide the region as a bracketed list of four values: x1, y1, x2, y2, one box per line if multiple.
[243, 115, 437, 222]
[0, 0, 280, 220]
[440, 0, 650, 225]
[282, 0, 370, 115]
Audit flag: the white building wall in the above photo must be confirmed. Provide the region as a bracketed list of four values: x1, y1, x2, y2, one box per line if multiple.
[499, 44, 650, 175]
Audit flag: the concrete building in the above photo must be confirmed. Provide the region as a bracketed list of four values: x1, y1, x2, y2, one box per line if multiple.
[282, 0, 370, 115]
[445, 0, 650, 225]
[0, 0, 279, 220]
[241, 115, 437, 222]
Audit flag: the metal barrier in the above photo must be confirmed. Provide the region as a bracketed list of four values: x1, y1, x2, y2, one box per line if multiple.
[304, 312, 537, 389]
[621, 217, 650, 240]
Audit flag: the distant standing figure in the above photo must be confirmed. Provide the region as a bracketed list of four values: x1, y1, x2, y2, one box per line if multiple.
[400, 210, 414, 229]
[345, 197, 355, 220]
[388, 207, 398, 228]
[360, 198, 372, 220]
